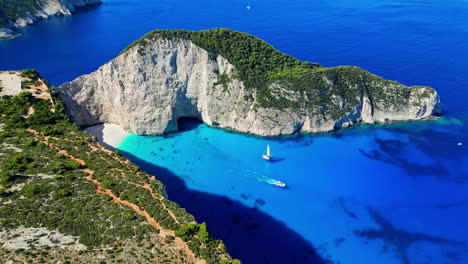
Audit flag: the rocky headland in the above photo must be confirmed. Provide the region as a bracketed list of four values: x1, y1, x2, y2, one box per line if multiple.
[58, 29, 442, 137]
[0, 0, 101, 39]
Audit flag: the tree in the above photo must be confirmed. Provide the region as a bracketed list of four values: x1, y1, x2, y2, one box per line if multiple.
[101, 180, 115, 189]
[176, 223, 199, 241]
[22, 184, 45, 199]
[53, 189, 71, 199]
[197, 222, 211, 244]
[0, 171, 15, 184]
[1, 153, 32, 174]
[17, 91, 33, 104]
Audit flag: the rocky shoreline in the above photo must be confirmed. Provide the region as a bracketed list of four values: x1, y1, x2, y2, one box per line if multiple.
[0, 28, 17, 39]
[0, 0, 102, 39]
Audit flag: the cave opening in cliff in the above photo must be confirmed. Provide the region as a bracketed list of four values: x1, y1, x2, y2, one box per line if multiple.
[177, 117, 203, 132]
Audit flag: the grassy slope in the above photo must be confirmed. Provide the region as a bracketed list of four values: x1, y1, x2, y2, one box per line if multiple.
[0, 71, 239, 264]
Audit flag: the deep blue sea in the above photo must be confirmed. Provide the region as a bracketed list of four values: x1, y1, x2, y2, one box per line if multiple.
[1, 0, 467, 263]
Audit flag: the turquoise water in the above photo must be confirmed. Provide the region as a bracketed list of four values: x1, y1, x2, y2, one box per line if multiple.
[1, 0, 468, 263]
[118, 119, 468, 264]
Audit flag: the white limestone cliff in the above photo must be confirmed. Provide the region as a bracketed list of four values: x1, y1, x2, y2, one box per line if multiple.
[58, 38, 441, 137]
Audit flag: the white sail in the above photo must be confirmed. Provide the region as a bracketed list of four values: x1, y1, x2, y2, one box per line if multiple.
[261, 145, 272, 161]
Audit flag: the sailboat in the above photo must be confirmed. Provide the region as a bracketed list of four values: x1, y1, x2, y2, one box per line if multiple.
[262, 145, 272, 161]
[246, 1, 251, 9]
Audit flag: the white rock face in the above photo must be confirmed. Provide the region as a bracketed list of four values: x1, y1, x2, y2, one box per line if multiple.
[1, 0, 101, 38]
[0, 227, 85, 250]
[58, 38, 441, 137]
[0, 28, 17, 39]
[0, 72, 22, 96]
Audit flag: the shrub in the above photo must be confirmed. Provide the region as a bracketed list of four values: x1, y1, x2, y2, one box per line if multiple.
[176, 223, 199, 241]
[197, 222, 211, 244]
[20, 69, 39, 79]
[22, 184, 45, 199]
[53, 189, 71, 199]
[1, 153, 33, 173]
[24, 138, 38, 147]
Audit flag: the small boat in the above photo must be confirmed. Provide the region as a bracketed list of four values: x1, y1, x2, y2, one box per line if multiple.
[458, 142, 463, 146]
[274, 181, 286, 187]
[262, 145, 272, 161]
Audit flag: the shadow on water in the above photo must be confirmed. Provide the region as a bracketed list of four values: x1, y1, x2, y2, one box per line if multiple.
[119, 150, 329, 264]
[74, 2, 103, 14]
[269, 157, 286, 163]
[177, 117, 203, 132]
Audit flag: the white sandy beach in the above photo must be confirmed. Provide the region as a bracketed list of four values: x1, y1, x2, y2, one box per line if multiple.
[85, 123, 129, 149]
[0, 72, 21, 96]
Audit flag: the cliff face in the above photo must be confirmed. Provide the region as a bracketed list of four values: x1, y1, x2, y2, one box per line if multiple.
[0, 28, 15, 39]
[11, 0, 101, 27]
[58, 30, 441, 136]
[0, 0, 101, 39]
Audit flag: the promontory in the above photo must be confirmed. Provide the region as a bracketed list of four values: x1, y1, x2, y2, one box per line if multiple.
[58, 28, 441, 136]
[0, 0, 101, 39]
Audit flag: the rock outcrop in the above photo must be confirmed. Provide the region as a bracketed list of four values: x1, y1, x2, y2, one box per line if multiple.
[0, 0, 101, 39]
[0, 28, 16, 39]
[58, 29, 441, 136]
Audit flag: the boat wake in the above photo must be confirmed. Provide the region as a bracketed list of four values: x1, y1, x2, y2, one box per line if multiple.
[232, 168, 285, 187]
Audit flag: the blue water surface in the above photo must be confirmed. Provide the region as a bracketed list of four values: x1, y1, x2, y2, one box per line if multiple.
[1, 0, 468, 263]
[118, 119, 468, 264]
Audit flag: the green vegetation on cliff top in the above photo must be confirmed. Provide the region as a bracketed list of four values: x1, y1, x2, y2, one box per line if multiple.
[121, 28, 321, 90]
[122, 28, 432, 113]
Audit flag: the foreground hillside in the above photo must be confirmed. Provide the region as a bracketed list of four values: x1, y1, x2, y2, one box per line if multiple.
[59, 28, 441, 136]
[0, 0, 101, 39]
[0, 70, 238, 264]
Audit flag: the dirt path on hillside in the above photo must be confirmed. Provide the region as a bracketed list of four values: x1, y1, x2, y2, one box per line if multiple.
[84, 173, 170, 235]
[28, 130, 204, 264]
[25, 106, 35, 118]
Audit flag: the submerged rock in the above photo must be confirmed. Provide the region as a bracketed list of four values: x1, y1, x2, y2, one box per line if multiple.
[58, 29, 441, 136]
